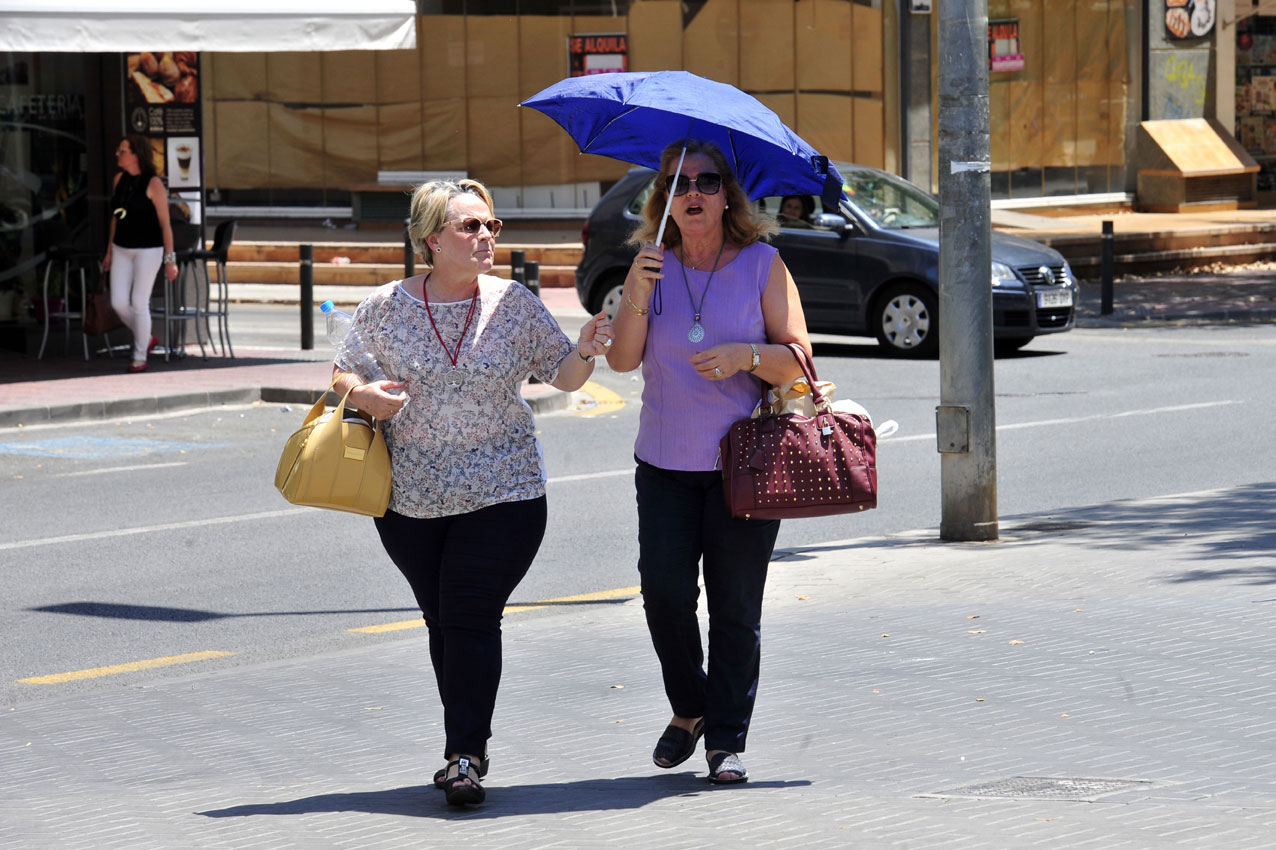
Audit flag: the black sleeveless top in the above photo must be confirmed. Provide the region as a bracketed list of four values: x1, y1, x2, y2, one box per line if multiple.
[110, 172, 163, 249]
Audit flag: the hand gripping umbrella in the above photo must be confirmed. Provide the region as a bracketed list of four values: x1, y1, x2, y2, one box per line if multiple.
[521, 70, 846, 244]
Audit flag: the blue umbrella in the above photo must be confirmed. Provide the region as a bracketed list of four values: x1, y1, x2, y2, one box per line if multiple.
[521, 70, 846, 218]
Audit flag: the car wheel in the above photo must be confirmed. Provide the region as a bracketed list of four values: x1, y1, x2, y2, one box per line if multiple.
[593, 272, 626, 319]
[874, 282, 938, 357]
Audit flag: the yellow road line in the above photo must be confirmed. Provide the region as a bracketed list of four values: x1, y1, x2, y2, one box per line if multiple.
[348, 585, 641, 634]
[19, 650, 234, 685]
[572, 380, 626, 417]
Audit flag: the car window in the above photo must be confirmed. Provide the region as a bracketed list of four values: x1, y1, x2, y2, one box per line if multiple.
[627, 178, 655, 216]
[841, 170, 939, 229]
[760, 195, 836, 231]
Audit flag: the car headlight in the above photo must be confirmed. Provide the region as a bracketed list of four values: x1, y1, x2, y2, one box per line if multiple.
[991, 261, 1018, 288]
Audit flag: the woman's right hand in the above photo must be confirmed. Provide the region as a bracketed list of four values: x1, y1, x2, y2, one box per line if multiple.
[626, 241, 664, 305]
[350, 380, 408, 420]
[102, 252, 112, 272]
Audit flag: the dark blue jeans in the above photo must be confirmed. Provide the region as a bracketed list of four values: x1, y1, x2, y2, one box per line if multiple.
[374, 497, 546, 759]
[635, 459, 780, 754]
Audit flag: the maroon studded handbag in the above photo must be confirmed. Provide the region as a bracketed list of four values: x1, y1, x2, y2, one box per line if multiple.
[720, 343, 877, 520]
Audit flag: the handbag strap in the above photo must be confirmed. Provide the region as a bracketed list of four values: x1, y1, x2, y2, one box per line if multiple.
[304, 372, 349, 425]
[761, 343, 828, 410]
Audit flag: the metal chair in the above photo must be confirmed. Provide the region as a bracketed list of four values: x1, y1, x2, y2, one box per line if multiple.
[189, 220, 236, 357]
[150, 223, 206, 360]
[37, 224, 98, 361]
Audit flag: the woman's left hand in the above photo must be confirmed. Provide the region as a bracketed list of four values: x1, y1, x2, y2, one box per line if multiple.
[577, 311, 614, 358]
[690, 343, 750, 381]
[164, 261, 178, 282]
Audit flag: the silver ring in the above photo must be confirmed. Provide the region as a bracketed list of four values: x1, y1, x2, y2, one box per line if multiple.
[713, 367, 723, 378]
[601, 335, 612, 347]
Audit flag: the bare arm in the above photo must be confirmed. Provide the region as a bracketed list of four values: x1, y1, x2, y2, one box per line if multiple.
[147, 177, 177, 281]
[330, 363, 407, 421]
[687, 253, 811, 385]
[104, 173, 121, 272]
[604, 241, 663, 373]
[550, 311, 613, 392]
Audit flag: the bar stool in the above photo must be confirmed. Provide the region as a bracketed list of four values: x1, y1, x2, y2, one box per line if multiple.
[37, 242, 96, 360]
[150, 223, 206, 360]
[190, 220, 236, 357]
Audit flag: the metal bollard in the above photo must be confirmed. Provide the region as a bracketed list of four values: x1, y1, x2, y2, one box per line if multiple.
[509, 249, 526, 285]
[523, 260, 540, 298]
[403, 218, 415, 278]
[1100, 220, 1114, 316]
[300, 244, 314, 350]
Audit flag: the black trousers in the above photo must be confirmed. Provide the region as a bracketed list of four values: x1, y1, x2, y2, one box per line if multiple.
[635, 459, 780, 754]
[374, 496, 546, 759]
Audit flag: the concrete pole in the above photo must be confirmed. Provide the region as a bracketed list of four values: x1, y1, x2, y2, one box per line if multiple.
[936, 0, 998, 541]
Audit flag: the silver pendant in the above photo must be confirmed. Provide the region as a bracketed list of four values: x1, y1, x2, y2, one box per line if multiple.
[688, 322, 705, 343]
[443, 368, 465, 389]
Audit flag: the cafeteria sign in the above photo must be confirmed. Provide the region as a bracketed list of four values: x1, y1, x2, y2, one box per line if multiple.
[568, 33, 627, 76]
[988, 19, 1025, 72]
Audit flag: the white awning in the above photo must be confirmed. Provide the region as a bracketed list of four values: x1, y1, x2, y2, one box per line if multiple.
[0, 0, 418, 52]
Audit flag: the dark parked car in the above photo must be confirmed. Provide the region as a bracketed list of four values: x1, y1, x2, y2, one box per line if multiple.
[575, 164, 1078, 356]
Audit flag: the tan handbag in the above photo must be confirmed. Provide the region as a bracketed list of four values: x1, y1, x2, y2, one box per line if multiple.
[274, 374, 392, 517]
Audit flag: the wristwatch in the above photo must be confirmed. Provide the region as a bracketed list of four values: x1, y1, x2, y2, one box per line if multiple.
[747, 343, 761, 372]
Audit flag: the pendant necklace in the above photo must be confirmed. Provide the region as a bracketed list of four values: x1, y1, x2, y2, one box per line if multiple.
[422, 274, 480, 389]
[678, 239, 726, 343]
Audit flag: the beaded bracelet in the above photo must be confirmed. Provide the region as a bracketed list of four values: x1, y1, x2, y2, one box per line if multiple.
[163, 251, 177, 264]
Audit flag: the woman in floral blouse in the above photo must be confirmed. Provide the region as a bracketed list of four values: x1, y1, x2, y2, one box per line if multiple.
[331, 179, 612, 807]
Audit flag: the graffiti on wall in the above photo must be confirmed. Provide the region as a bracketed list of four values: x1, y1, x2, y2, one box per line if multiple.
[1151, 51, 1210, 119]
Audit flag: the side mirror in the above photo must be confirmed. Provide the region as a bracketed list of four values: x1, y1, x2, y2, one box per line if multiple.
[812, 212, 851, 233]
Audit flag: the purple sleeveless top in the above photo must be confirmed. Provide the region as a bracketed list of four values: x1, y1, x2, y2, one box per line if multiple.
[634, 240, 776, 471]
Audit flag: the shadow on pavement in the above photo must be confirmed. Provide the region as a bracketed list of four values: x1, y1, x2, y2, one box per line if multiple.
[28, 602, 420, 622]
[773, 482, 1276, 582]
[197, 775, 811, 820]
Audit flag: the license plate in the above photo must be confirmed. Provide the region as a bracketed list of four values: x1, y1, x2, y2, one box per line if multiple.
[1037, 289, 1073, 308]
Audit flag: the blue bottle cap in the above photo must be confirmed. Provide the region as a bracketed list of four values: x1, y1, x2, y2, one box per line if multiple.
[320, 300, 335, 313]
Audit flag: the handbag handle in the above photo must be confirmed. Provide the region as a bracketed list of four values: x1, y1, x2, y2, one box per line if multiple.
[303, 371, 350, 427]
[758, 343, 827, 414]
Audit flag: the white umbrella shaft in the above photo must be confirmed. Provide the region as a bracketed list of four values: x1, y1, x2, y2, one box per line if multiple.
[654, 143, 688, 247]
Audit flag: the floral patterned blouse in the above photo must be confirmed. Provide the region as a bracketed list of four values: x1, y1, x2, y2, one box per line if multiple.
[340, 277, 572, 518]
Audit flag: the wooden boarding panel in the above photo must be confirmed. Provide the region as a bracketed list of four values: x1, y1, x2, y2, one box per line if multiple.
[1139, 119, 1259, 176]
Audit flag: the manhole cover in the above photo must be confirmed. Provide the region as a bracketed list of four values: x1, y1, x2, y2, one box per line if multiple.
[924, 776, 1153, 802]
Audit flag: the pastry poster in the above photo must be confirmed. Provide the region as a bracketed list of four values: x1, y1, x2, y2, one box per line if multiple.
[1165, 0, 1214, 40]
[124, 51, 200, 138]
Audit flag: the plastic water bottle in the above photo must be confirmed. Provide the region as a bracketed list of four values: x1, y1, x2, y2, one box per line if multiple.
[320, 300, 388, 383]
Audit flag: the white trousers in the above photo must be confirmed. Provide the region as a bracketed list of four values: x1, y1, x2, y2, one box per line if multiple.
[109, 245, 162, 360]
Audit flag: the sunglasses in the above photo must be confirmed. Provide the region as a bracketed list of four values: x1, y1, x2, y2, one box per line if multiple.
[664, 172, 723, 196]
[444, 217, 502, 237]
[115, 148, 132, 155]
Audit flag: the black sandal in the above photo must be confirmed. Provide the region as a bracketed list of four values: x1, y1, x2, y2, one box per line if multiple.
[441, 756, 485, 806]
[652, 718, 705, 768]
[707, 751, 748, 784]
[434, 755, 489, 789]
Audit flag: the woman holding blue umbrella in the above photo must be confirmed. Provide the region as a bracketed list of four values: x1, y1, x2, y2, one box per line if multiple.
[606, 139, 812, 784]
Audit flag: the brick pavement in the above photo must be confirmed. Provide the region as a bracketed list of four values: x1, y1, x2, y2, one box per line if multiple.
[3, 484, 1275, 849]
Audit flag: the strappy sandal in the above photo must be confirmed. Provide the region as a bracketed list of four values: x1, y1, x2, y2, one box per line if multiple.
[434, 755, 489, 789]
[652, 718, 705, 768]
[441, 756, 485, 806]
[707, 751, 748, 784]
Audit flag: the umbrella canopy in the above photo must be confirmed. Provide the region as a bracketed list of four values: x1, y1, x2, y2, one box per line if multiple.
[521, 71, 846, 209]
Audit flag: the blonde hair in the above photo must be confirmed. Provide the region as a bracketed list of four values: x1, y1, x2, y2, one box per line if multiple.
[407, 178, 496, 266]
[628, 139, 777, 249]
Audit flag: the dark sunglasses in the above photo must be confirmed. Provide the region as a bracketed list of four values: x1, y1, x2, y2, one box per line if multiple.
[444, 217, 502, 237]
[664, 172, 723, 196]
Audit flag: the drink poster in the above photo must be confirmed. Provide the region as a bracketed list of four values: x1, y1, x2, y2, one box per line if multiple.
[123, 51, 201, 189]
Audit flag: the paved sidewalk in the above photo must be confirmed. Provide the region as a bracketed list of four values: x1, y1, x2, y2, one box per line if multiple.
[3, 483, 1275, 848]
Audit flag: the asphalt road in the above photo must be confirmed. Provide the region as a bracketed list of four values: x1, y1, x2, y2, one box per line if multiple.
[4, 317, 1274, 706]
